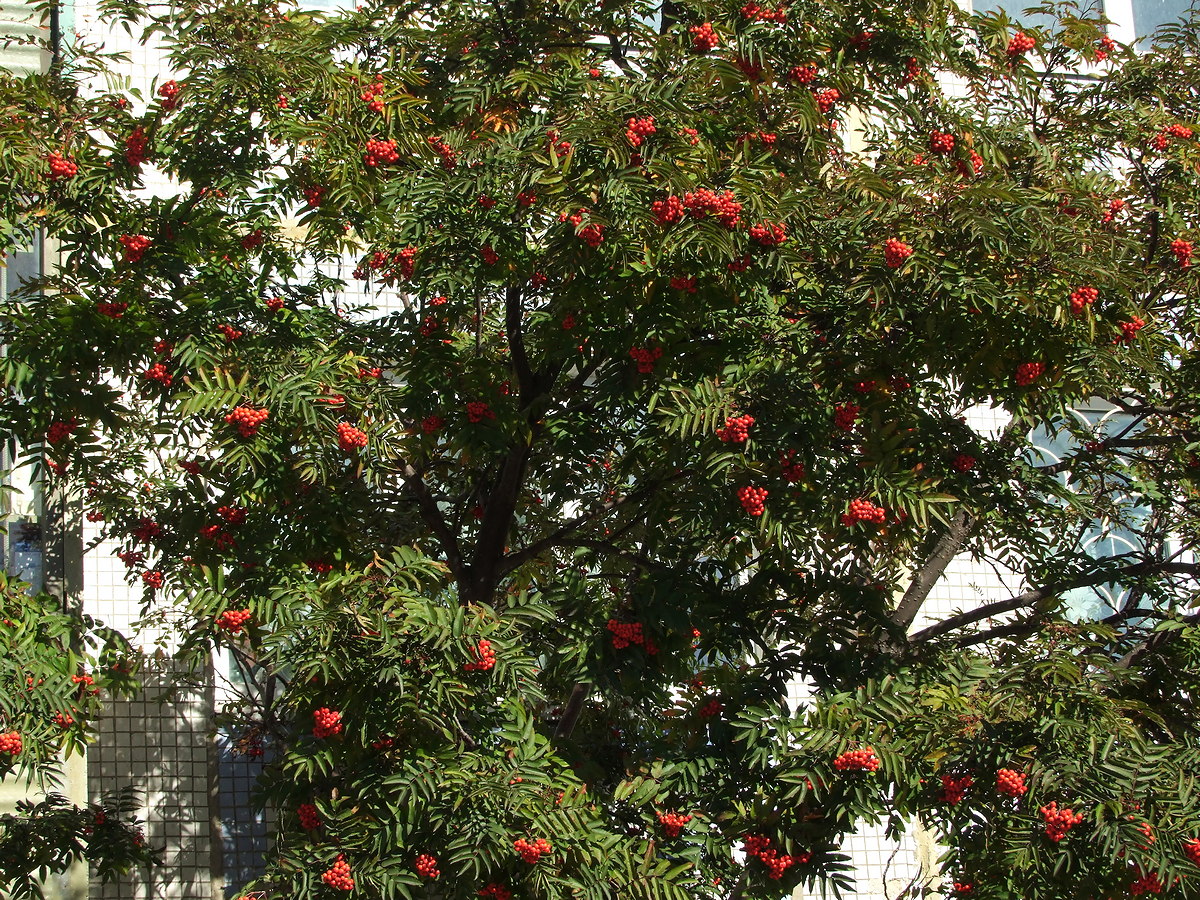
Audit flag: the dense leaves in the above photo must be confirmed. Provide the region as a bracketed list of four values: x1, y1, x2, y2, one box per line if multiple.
[2, 0, 1200, 896]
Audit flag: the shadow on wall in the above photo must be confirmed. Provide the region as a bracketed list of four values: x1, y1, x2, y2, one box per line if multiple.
[87, 657, 217, 900]
[216, 732, 269, 898]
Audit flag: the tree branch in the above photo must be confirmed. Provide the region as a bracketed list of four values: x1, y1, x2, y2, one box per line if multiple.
[909, 561, 1200, 644]
[402, 463, 464, 579]
[891, 510, 975, 631]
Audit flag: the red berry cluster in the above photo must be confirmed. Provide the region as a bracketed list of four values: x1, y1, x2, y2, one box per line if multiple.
[478, 885, 513, 900]
[833, 401, 860, 431]
[516, 190, 537, 208]
[813, 88, 840, 113]
[200, 524, 237, 550]
[743, 835, 805, 879]
[321, 855, 354, 891]
[514, 837, 552, 864]
[698, 698, 722, 718]
[1152, 123, 1194, 150]
[956, 150, 985, 177]
[218, 323, 243, 342]
[120, 234, 152, 263]
[952, 882, 973, 895]
[1014, 362, 1045, 386]
[308, 559, 333, 574]
[939, 774, 973, 805]
[930, 130, 955, 154]
[466, 401, 495, 423]
[841, 499, 886, 526]
[902, 56, 923, 84]
[225, 406, 269, 437]
[682, 189, 742, 228]
[46, 418, 78, 445]
[740, 2, 786, 21]
[298, 802, 321, 830]
[1171, 238, 1193, 267]
[53, 712, 74, 728]
[464, 639, 496, 671]
[607, 619, 657, 653]
[337, 423, 368, 452]
[303, 186, 325, 207]
[1096, 35, 1116, 59]
[313, 707, 343, 739]
[717, 415, 754, 443]
[46, 150, 79, 180]
[1040, 802, 1083, 841]
[0, 731, 21, 755]
[1117, 316, 1146, 343]
[626, 116, 656, 147]
[72, 673, 98, 696]
[1102, 198, 1125, 223]
[480, 244, 500, 265]
[834, 747, 881, 772]
[996, 768, 1027, 797]
[363, 137, 400, 167]
[737, 485, 768, 516]
[241, 229, 264, 251]
[422, 415, 445, 433]
[629, 345, 663, 373]
[217, 505, 247, 525]
[157, 80, 182, 110]
[545, 128, 572, 158]
[414, 853, 440, 879]
[1130, 869, 1165, 896]
[1184, 838, 1200, 866]
[656, 811, 692, 838]
[478, 193, 497, 209]
[359, 75, 385, 113]
[749, 221, 787, 247]
[145, 362, 172, 386]
[118, 549, 146, 568]
[951, 454, 976, 473]
[688, 22, 719, 53]
[179, 459, 203, 474]
[578, 223, 605, 247]
[428, 135, 458, 169]
[884, 238, 913, 268]
[788, 63, 818, 84]
[217, 609, 252, 634]
[779, 450, 806, 482]
[96, 301, 129, 318]
[141, 570, 164, 588]
[1006, 31, 1035, 58]
[1069, 285, 1098, 314]
[652, 195, 683, 225]
[670, 276, 697, 293]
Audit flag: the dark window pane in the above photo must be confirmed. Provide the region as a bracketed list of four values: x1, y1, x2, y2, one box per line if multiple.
[1132, 0, 1195, 42]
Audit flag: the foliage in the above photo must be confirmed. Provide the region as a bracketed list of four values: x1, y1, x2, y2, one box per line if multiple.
[2, 0, 1200, 896]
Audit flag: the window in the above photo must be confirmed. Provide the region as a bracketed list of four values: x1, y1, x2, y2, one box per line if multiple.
[1027, 403, 1151, 621]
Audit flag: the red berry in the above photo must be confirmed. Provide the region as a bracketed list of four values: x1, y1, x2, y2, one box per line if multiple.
[336, 422, 368, 452]
[737, 485, 768, 516]
[414, 853, 440, 879]
[1014, 362, 1045, 386]
[884, 238, 913, 268]
[0, 731, 22, 755]
[312, 706, 343, 739]
[298, 803, 321, 830]
[688, 22, 719, 53]
[321, 855, 354, 891]
[996, 768, 1027, 797]
[1006, 31, 1036, 58]
[1069, 285, 1098, 314]
[834, 746, 881, 772]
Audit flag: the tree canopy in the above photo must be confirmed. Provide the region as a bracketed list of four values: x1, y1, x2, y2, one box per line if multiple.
[2, 0, 1200, 896]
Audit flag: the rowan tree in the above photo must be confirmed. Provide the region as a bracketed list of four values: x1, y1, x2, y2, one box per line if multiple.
[2, 0, 1200, 897]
